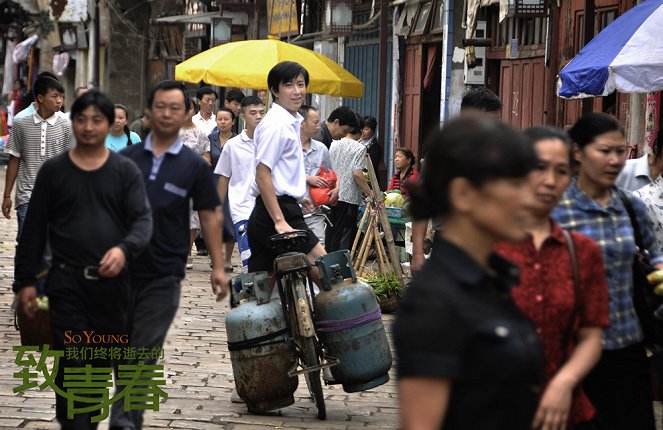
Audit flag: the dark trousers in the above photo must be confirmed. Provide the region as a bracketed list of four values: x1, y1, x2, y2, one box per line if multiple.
[47, 266, 130, 430]
[583, 342, 655, 430]
[110, 275, 181, 430]
[326, 201, 358, 252]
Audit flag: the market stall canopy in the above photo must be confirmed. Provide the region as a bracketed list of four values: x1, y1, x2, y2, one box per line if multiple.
[175, 37, 364, 98]
[557, 0, 663, 99]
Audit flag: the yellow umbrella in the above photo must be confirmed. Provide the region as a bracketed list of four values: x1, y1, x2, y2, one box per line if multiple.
[175, 37, 364, 98]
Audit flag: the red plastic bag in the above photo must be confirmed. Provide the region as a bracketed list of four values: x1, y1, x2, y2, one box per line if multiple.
[309, 166, 337, 206]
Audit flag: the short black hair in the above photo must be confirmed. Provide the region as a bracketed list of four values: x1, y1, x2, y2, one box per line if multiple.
[33, 76, 64, 98]
[327, 106, 358, 128]
[147, 80, 190, 109]
[408, 117, 536, 220]
[461, 87, 503, 112]
[241, 96, 264, 109]
[36, 71, 59, 81]
[226, 89, 245, 104]
[351, 114, 364, 135]
[217, 107, 236, 122]
[196, 86, 217, 101]
[364, 116, 377, 132]
[186, 97, 196, 112]
[298, 104, 318, 120]
[267, 61, 309, 97]
[568, 112, 624, 150]
[71, 90, 115, 125]
[524, 126, 570, 146]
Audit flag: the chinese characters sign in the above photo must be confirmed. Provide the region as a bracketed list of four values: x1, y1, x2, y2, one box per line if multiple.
[13, 345, 167, 423]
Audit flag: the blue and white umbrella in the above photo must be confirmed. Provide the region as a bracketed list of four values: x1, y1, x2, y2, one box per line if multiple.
[558, 0, 663, 99]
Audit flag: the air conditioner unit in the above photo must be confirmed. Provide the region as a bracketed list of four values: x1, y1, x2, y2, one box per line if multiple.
[464, 21, 487, 85]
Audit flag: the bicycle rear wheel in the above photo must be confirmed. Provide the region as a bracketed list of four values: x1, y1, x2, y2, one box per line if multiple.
[293, 277, 326, 420]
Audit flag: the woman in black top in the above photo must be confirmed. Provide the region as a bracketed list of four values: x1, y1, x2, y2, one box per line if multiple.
[393, 117, 544, 429]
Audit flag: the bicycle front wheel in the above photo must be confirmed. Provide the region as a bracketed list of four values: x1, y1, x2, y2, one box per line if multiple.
[293, 278, 326, 420]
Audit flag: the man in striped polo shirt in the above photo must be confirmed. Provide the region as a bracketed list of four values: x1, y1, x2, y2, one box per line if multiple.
[2, 75, 71, 294]
[2, 76, 71, 238]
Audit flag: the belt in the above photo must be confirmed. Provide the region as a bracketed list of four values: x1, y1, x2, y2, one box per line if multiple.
[54, 262, 101, 281]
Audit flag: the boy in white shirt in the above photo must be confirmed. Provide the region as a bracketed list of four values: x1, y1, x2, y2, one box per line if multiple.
[247, 61, 326, 282]
[215, 96, 266, 272]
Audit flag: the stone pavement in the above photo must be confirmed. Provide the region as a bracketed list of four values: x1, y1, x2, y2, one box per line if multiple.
[0, 170, 399, 430]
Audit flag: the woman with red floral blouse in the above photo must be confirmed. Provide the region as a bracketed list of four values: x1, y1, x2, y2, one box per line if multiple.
[495, 126, 609, 430]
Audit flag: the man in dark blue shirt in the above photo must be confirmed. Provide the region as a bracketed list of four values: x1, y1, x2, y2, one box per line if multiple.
[110, 80, 228, 430]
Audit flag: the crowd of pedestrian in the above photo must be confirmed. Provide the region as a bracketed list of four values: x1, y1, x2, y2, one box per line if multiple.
[8, 62, 663, 430]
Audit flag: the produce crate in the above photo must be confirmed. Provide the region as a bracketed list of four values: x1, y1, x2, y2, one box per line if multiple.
[385, 206, 404, 219]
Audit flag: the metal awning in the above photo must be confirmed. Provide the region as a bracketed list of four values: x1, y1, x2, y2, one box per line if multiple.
[152, 11, 248, 26]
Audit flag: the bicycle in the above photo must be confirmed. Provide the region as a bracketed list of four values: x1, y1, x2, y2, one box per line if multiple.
[269, 230, 338, 420]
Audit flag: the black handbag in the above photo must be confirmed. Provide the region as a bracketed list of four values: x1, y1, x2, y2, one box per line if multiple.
[618, 189, 663, 350]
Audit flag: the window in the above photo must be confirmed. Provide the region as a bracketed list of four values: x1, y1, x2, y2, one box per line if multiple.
[430, 0, 445, 34]
[411, 1, 433, 36]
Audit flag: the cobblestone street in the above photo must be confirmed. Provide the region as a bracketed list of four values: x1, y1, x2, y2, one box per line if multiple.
[0, 171, 399, 430]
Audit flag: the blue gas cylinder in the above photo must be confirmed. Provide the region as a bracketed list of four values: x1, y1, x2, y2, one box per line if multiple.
[226, 272, 298, 412]
[314, 251, 392, 393]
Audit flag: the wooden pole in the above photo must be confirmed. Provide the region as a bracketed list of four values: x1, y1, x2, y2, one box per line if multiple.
[357, 226, 375, 276]
[355, 214, 375, 270]
[351, 201, 371, 260]
[364, 154, 405, 286]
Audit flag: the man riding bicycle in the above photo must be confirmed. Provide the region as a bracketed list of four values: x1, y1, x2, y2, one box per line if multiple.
[246, 61, 326, 285]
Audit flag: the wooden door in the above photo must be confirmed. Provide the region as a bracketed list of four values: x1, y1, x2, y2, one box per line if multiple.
[402, 44, 423, 159]
[500, 57, 546, 129]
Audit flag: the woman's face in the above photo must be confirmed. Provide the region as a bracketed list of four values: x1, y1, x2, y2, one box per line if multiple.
[360, 126, 373, 141]
[575, 130, 628, 191]
[528, 138, 572, 216]
[394, 151, 410, 171]
[113, 108, 128, 132]
[465, 177, 532, 243]
[216, 111, 234, 133]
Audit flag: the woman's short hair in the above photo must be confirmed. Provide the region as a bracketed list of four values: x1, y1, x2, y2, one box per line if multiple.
[408, 117, 536, 220]
[217, 107, 236, 122]
[568, 112, 624, 149]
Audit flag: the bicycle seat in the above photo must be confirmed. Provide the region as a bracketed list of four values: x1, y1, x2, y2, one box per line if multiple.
[269, 230, 309, 255]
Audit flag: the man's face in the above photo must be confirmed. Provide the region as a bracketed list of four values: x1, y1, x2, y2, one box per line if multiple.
[148, 89, 187, 138]
[329, 119, 352, 140]
[200, 93, 217, 117]
[37, 88, 64, 115]
[72, 105, 111, 147]
[301, 109, 320, 140]
[271, 74, 306, 115]
[241, 104, 265, 131]
[225, 100, 242, 116]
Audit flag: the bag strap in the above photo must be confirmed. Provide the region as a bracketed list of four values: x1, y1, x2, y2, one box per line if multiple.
[561, 229, 581, 360]
[561, 229, 581, 320]
[618, 188, 645, 250]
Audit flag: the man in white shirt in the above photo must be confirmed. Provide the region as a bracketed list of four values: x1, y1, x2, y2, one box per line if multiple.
[192, 86, 218, 136]
[247, 61, 326, 282]
[215, 96, 265, 272]
[616, 137, 663, 191]
[328, 115, 371, 252]
[299, 105, 334, 247]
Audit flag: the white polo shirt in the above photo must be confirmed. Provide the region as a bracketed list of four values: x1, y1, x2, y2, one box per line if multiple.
[192, 112, 216, 136]
[215, 130, 256, 224]
[250, 103, 307, 200]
